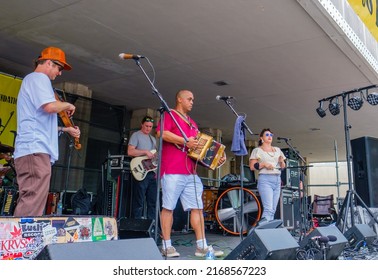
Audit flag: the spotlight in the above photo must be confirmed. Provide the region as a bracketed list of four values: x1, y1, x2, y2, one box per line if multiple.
[328, 98, 340, 115]
[348, 93, 363, 110]
[316, 101, 326, 118]
[366, 91, 378, 105]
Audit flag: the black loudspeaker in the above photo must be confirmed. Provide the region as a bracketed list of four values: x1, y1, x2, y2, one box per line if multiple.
[118, 218, 156, 239]
[351, 136, 378, 207]
[225, 227, 299, 260]
[299, 225, 348, 260]
[36, 238, 162, 260]
[344, 224, 376, 247]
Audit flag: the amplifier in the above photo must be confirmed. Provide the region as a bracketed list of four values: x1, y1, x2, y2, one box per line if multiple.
[106, 155, 131, 171]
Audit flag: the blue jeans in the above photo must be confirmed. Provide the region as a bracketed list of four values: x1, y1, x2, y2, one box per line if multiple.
[257, 174, 281, 221]
[132, 172, 157, 220]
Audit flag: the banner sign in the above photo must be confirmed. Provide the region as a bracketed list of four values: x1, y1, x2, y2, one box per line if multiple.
[0, 73, 21, 152]
[348, 0, 378, 42]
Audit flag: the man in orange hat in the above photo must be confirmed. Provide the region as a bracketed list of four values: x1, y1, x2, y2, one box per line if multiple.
[13, 46, 81, 217]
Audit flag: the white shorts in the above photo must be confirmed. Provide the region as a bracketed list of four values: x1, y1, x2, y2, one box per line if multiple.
[161, 174, 203, 211]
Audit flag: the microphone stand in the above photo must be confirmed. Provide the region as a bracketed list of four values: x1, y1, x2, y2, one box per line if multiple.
[221, 98, 254, 241]
[62, 137, 75, 214]
[131, 57, 189, 243]
[280, 138, 310, 241]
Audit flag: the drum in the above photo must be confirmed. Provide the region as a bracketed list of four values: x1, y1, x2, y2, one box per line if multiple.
[214, 187, 262, 235]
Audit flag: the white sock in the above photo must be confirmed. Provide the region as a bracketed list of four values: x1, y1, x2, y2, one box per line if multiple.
[162, 239, 172, 250]
[196, 239, 208, 249]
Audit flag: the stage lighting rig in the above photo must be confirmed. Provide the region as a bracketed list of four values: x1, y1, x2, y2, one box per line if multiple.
[316, 84, 378, 233]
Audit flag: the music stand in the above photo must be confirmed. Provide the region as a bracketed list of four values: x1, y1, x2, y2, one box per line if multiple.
[318, 86, 378, 232]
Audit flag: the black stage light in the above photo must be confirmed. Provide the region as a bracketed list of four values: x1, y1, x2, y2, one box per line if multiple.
[348, 94, 363, 110]
[366, 91, 378, 106]
[328, 98, 340, 116]
[316, 101, 326, 118]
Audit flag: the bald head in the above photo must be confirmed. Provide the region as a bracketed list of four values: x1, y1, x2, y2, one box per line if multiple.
[176, 90, 192, 101]
[175, 89, 194, 113]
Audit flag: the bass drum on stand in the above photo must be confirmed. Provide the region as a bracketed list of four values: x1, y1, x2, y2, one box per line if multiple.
[214, 186, 261, 235]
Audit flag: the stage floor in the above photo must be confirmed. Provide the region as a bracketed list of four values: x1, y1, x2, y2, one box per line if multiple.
[166, 227, 378, 260]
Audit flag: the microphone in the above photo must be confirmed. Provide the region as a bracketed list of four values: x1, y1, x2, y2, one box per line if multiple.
[216, 95, 234, 101]
[277, 137, 291, 141]
[118, 53, 145, 60]
[327, 235, 337, 242]
[311, 235, 329, 243]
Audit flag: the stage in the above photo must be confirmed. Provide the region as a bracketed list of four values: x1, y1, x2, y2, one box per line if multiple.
[168, 226, 378, 260]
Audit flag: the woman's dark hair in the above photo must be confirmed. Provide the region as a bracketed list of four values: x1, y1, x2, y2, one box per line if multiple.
[258, 128, 273, 146]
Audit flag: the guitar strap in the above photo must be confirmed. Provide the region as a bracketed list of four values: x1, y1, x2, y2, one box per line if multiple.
[172, 109, 195, 129]
[148, 134, 156, 150]
[171, 110, 199, 151]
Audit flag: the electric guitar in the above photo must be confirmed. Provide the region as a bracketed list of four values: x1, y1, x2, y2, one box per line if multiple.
[130, 149, 158, 181]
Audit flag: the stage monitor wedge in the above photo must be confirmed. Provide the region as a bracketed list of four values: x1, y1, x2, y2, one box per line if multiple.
[344, 224, 376, 247]
[225, 227, 299, 260]
[36, 238, 162, 260]
[299, 225, 348, 260]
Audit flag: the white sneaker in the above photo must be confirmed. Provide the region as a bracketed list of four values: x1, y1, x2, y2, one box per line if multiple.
[161, 246, 180, 258]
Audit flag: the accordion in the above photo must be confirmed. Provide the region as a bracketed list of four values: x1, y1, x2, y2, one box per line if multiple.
[188, 133, 226, 170]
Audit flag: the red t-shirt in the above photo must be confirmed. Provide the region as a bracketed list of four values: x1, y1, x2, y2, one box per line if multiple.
[156, 110, 199, 175]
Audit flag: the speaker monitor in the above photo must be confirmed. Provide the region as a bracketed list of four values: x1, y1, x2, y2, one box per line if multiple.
[36, 238, 162, 260]
[351, 136, 378, 207]
[344, 224, 376, 247]
[118, 218, 156, 239]
[299, 225, 348, 260]
[225, 227, 299, 260]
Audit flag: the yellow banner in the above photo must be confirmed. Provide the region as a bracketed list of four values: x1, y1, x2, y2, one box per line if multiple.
[0, 73, 21, 152]
[348, 0, 378, 42]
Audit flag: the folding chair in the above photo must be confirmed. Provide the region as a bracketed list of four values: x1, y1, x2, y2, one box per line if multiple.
[311, 194, 337, 227]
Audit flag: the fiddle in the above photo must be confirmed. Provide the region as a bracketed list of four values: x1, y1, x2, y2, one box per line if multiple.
[54, 91, 82, 150]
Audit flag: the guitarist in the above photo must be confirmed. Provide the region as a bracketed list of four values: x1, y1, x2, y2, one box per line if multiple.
[127, 115, 157, 221]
